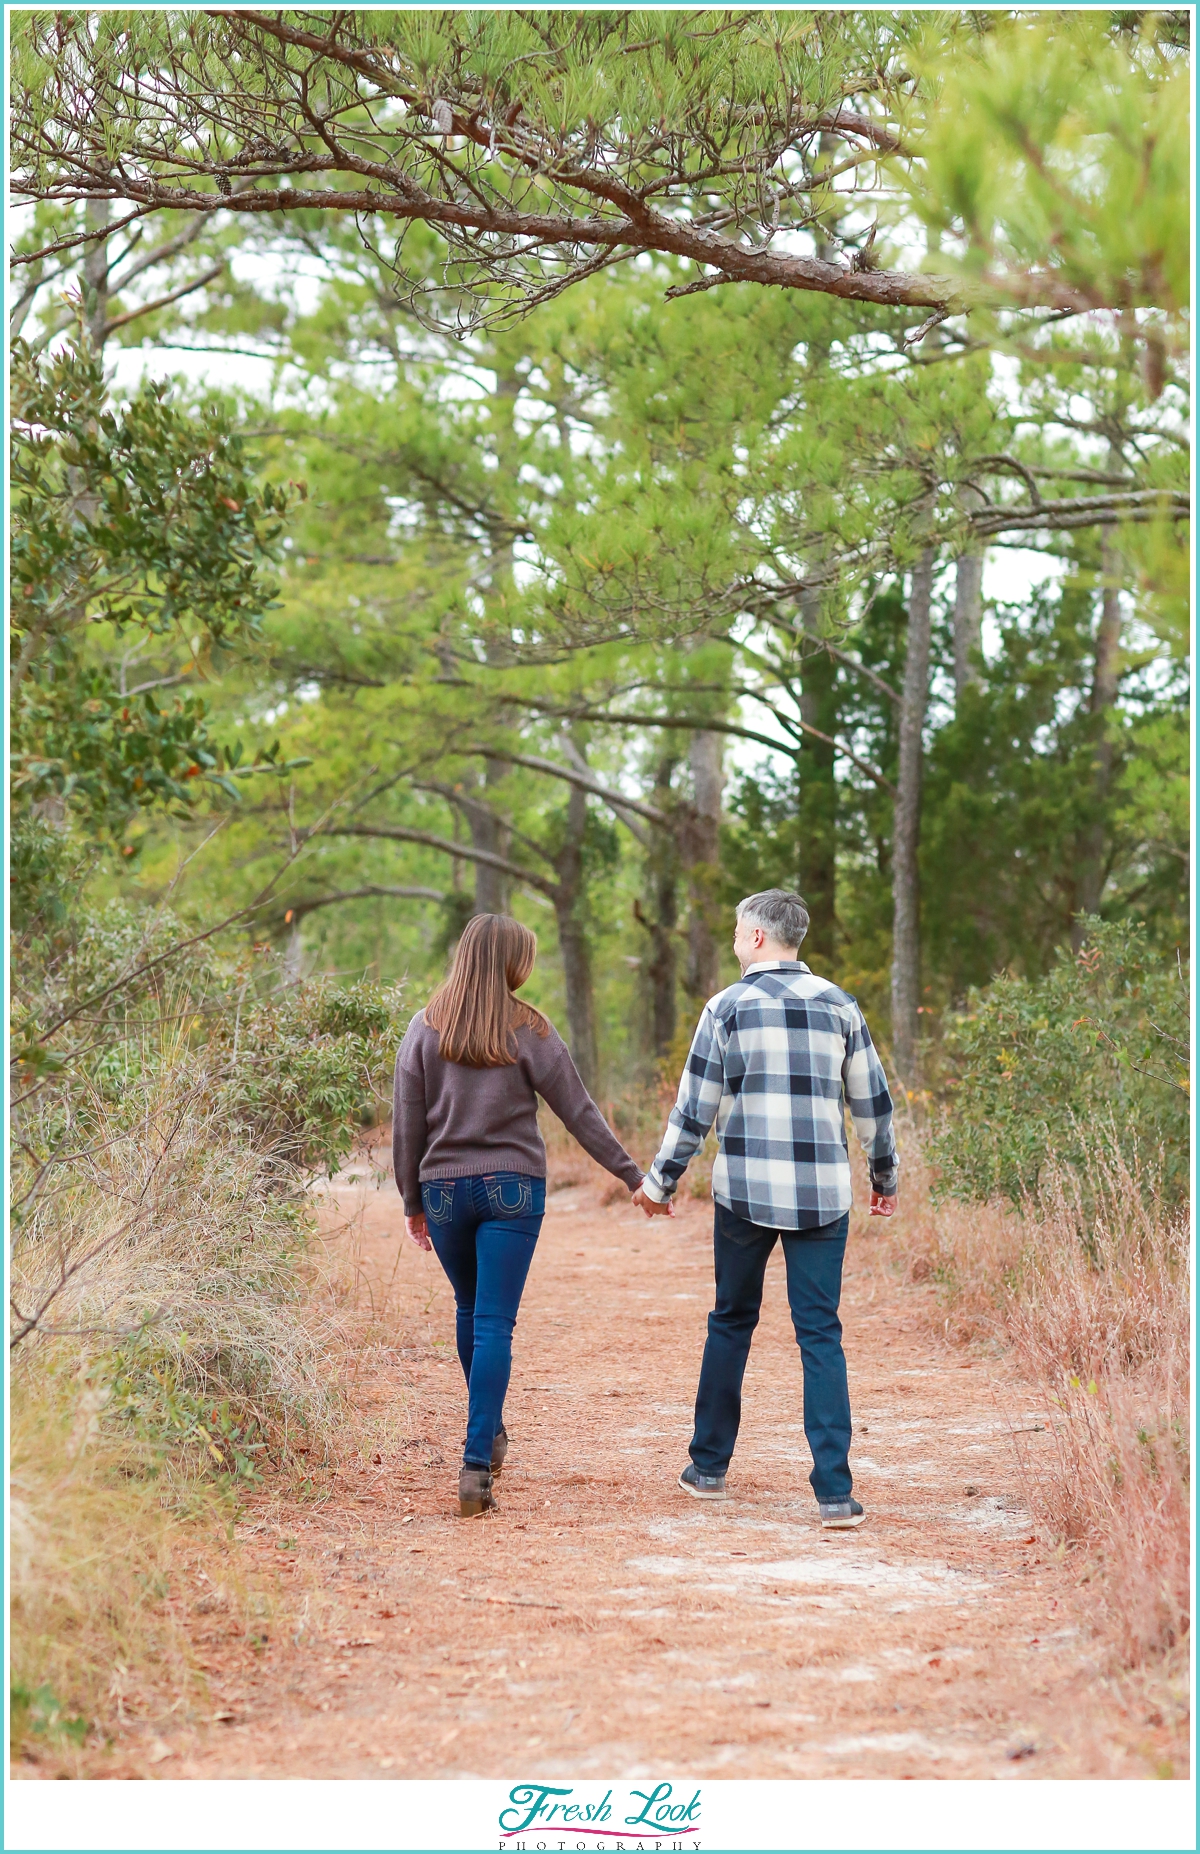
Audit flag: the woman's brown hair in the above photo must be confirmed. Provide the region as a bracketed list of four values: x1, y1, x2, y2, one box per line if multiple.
[424, 914, 551, 1067]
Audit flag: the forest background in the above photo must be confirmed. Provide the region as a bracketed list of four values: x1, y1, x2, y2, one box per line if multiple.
[8, 7, 1191, 1763]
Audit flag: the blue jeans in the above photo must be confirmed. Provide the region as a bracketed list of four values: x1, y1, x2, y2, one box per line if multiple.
[690, 1204, 852, 1501]
[421, 1173, 546, 1470]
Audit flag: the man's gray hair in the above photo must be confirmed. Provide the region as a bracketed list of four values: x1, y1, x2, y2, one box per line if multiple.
[736, 888, 810, 949]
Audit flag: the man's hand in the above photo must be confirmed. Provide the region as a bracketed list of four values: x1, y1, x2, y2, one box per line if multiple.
[632, 1184, 675, 1219]
[869, 1192, 898, 1218]
[405, 1212, 432, 1250]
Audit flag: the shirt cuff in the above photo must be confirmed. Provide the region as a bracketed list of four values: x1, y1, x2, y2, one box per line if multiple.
[640, 1174, 670, 1203]
[869, 1166, 899, 1196]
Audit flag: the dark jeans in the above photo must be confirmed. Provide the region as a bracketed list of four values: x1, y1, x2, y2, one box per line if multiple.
[690, 1203, 852, 1502]
[421, 1172, 545, 1470]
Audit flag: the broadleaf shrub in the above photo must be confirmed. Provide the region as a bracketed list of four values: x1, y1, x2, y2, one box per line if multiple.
[928, 918, 1188, 1207]
[213, 976, 407, 1174]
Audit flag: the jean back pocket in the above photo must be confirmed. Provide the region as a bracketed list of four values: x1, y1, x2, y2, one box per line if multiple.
[482, 1173, 535, 1219]
[422, 1182, 456, 1225]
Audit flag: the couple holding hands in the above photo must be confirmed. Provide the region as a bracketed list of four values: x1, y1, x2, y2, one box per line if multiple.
[393, 890, 898, 1523]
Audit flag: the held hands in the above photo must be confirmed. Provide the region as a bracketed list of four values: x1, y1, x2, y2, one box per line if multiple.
[631, 1184, 675, 1220]
[869, 1192, 898, 1218]
[405, 1212, 432, 1251]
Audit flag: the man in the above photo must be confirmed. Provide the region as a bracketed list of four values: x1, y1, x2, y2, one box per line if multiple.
[633, 889, 898, 1530]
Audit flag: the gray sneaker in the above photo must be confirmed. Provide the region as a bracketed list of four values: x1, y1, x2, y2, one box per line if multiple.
[819, 1497, 866, 1529]
[678, 1463, 727, 1501]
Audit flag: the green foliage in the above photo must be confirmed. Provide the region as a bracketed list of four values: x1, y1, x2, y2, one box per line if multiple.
[11, 891, 223, 1060]
[97, 224, 1185, 1081]
[11, 336, 290, 657]
[213, 976, 409, 1174]
[12, 9, 1187, 336]
[928, 919, 1189, 1208]
[105, 1340, 269, 1487]
[911, 11, 1189, 313]
[13, 885, 407, 1182]
[18, 672, 229, 830]
[919, 586, 1189, 988]
[10, 339, 305, 839]
[10, 1682, 89, 1748]
[9, 9, 900, 327]
[719, 764, 803, 902]
[9, 817, 92, 938]
[7, 8, 1189, 1140]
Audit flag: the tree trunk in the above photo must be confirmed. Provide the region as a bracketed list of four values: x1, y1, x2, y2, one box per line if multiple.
[471, 362, 523, 915]
[890, 548, 935, 1088]
[683, 730, 725, 1007]
[952, 549, 984, 702]
[637, 753, 679, 1058]
[1071, 531, 1123, 947]
[798, 636, 838, 964]
[553, 777, 599, 1092]
[644, 877, 678, 1056]
[466, 768, 510, 915]
[556, 911, 598, 1094]
[83, 197, 110, 350]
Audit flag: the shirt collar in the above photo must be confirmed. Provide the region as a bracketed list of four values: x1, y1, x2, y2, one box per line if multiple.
[742, 959, 809, 975]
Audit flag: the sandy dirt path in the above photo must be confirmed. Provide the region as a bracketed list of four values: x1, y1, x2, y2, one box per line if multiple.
[124, 1176, 1180, 1781]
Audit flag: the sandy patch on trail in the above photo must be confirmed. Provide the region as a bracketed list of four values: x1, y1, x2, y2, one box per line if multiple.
[58, 1176, 1189, 1780]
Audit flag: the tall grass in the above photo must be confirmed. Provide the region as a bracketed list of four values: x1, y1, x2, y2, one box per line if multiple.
[9, 1045, 351, 1766]
[11, 1396, 217, 1769]
[905, 1129, 1189, 1669]
[12, 1057, 344, 1470]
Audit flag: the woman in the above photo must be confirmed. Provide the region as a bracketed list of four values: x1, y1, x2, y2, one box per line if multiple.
[393, 914, 644, 1517]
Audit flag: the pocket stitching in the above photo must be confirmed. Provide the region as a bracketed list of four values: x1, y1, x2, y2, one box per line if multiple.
[484, 1177, 532, 1217]
[424, 1184, 455, 1224]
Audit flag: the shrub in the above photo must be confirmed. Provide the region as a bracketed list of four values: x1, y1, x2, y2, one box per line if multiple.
[212, 975, 407, 1173]
[12, 893, 410, 1179]
[10, 337, 301, 843]
[927, 917, 1188, 1208]
[11, 902, 409, 1478]
[7, 1045, 344, 1766]
[10, 1057, 341, 1473]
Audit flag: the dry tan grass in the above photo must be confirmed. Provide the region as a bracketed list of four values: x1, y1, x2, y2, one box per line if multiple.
[12, 1061, 346, 1470]
[10, 1387, 224, 1772]
[897, 1126, 1190, 1671]
[9, 1054, 356, 1764]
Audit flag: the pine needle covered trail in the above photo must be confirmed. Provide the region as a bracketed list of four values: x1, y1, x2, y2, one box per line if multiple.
[105, 1181, 1178, 1780]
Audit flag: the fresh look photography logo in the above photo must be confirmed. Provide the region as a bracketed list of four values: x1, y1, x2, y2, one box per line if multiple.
[499, 1782, 702, 1849]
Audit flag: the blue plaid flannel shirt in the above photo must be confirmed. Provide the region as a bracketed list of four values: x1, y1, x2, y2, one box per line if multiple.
[641, 961, 898, 1229]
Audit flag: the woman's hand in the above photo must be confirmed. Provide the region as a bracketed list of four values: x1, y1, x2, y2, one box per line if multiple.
[869, 1192, 898, 1218]
[405, 1213, 432, 1250]
[632, 1184, 674, 1219]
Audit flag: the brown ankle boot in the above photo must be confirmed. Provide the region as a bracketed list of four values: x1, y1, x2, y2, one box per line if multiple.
[490, 1427, 508, 1476]
[459, 1466, 496, 1517]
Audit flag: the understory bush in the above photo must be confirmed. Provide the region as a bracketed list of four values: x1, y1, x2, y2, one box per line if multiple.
[927, 917, 1188, 1208]
[213, 976, 403, 1170]
[9, 893, 409, 1762]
